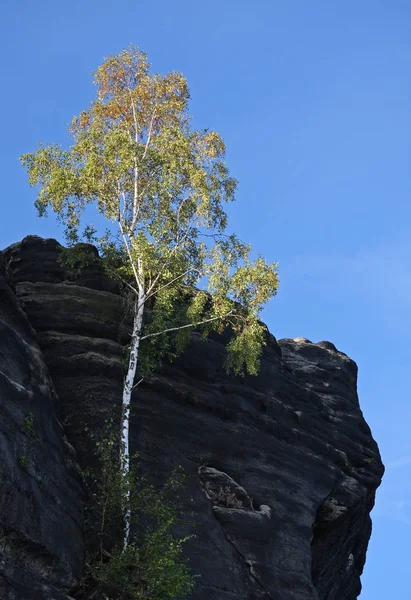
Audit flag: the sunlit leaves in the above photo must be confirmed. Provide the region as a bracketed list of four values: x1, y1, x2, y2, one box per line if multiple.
[20, 44, 279, 377]
[226, 318, 267, 375]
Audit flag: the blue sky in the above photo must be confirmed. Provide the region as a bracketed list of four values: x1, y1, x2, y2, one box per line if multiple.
[1, 1, 410, 597]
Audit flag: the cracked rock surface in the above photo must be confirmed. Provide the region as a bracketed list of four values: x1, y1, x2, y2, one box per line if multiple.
[2, 236, 384, 600]
[0, 247, 84, 600]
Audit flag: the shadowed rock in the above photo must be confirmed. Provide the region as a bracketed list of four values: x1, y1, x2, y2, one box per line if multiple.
[0, 247, 84, 600]
[1, 235, 384, 600]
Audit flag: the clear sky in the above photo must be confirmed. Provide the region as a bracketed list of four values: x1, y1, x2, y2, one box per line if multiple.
[1, 1, 410, 597]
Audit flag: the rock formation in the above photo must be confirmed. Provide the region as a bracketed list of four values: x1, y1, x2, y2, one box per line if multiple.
[0, 243, 83, 600]
[0, 235, 384, 600]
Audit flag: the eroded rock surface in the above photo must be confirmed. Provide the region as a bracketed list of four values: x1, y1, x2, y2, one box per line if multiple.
[2, 236, 384, 600]
[0, 248, 84, 600]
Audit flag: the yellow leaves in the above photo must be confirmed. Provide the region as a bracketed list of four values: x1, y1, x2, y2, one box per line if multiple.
[89, 45, 190, 145]
[191, 130, 225, 162]
[20, 44, 279, 379]
[69, 111, 91, 134]
[93, 45, 151, 101]
[202, 131, 226, 159]
[79, 111, 90, 128]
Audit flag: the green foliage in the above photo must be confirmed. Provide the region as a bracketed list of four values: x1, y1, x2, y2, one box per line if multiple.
[57, 242, 99, 277]
[18, 412, 39, 472]
[84, 420, 197, 599]
[137, 287, 200, 376]
[226, 316, 267, 375]
[18, 455, 29, 469]
[92, 538, 197, 600]
[20, 44, 279, 377]
[23, 412, 35, 439]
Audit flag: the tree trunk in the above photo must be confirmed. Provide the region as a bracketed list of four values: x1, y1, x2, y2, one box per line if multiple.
[121, 292, 145, 549]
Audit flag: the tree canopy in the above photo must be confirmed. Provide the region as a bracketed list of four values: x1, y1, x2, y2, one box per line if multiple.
[21, 44, 278, 376]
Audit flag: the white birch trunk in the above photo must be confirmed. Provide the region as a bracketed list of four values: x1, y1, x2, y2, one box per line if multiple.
[121, 291, 144, 549]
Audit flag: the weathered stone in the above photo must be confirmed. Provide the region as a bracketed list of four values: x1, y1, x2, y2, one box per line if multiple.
[0, 250, 84, 600]
[1, 236, 384, 600]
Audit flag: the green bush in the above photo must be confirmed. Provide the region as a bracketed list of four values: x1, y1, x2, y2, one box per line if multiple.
[84, 420, 198, 599]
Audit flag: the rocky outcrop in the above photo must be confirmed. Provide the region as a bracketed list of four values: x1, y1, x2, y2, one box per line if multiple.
[0, 248, 84, 600]
[1, 235, 384, 600]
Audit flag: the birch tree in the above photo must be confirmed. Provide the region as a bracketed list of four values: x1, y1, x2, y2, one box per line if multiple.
[20, 45, 279, 549]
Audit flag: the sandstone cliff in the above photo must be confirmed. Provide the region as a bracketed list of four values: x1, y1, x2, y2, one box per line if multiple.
[0, 236, 384, 600]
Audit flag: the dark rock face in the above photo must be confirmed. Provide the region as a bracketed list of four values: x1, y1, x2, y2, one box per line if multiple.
[1, 236, 384, 600]
[0, 247, 84, 600]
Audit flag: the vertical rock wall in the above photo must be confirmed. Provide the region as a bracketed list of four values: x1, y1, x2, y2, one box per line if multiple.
[0, 249, 84, 600]
[2, 236, 384, 600]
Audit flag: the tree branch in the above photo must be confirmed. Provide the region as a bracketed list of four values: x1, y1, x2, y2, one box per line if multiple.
[121, 189, 128, 222]
[142, 108, 156, 160]
[114, 272, 139, 296]
[140, 310, 234, 341]
[118, 221, 142, 291]
[132, 377, 144, 390]
[176, 194, 191, 227]
[144, 267, 201, 302]
[130, 159, 139, 233]
[144, 228, 192, 297]
[129, 108, 157, 234]
[128, 88, 139, 144]
[126, 87, 141, 234]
